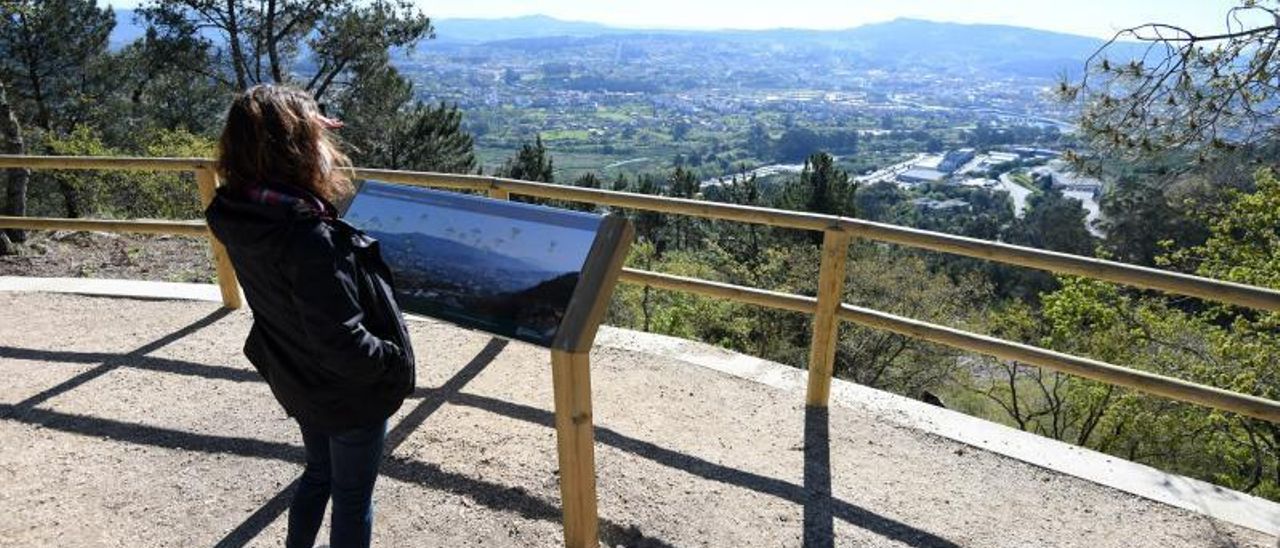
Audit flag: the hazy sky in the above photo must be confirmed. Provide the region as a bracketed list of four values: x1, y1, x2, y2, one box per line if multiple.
[102, 0, 1248, 39]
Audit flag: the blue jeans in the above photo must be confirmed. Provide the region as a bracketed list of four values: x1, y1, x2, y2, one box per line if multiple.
[285, 419, 388, 548]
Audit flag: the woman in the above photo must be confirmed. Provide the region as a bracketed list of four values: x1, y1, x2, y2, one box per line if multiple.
[206, 84, 415, 548]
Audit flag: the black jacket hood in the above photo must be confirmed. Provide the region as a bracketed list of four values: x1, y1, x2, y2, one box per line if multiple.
[205, 184, 325, 257]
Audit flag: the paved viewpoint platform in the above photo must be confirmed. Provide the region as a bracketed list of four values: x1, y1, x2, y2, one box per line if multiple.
[1, 289, 1278, 547]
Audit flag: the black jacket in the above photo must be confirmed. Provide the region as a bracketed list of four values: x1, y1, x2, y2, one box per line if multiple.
[206, 184, 415, 434]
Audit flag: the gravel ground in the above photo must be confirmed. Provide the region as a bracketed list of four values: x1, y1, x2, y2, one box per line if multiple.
[0, 291, 1275, 547]
[0, 232, 214, 283]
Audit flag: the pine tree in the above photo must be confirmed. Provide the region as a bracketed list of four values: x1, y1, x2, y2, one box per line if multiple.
[573, 172, 602, 189]
[0, 0, 114, 131]
[0, 0, 113, 217]
[609, 173, 629, 192]
[565, 172, 603, 212]
[778, 152, 857, 245]
[747, 121, 771, 160]
[632, 173, 667, 252]
[337, 63, 475, 173]
[1063, 0, 1280, 167]
[718, 172, 766, 267]
[666, 166, 701, 250]
[138, 0, 432, 99]
[391, 102, 476, 173]
[499, 136, 554, 183]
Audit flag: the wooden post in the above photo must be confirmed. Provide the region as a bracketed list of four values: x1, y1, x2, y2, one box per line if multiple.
[195, 168, 243, 310]
[543, 215, 630, 548]
[805, 230, 851, 407]
[550, 349, 599, 548]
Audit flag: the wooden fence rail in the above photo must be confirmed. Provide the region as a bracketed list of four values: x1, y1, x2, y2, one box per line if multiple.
[0, 215, 208, 237]
[2, 155, 1279, 424]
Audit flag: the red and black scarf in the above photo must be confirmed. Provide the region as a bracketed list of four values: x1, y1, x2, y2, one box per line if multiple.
[240, 183, 336, 220]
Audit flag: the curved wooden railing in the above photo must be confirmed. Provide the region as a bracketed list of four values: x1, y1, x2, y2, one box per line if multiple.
[2, 155, 1280, 423]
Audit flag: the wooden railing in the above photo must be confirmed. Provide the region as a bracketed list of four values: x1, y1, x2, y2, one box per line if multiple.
[3, 155, 1280, 424]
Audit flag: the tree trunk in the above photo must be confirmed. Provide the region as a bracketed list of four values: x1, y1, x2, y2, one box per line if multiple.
[4, 166, 26, 240]
[15, 12, 51, 130]
[57, 180, 80, 218]
[225, 0, 249, 90]
[312, 59, 349, 98]
[0, 80, 29, 248]
[266, 0, 283, 83]
[642, 286, 652, 332]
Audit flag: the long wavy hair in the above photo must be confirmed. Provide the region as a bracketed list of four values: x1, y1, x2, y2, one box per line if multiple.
[217, 85, 352, 204]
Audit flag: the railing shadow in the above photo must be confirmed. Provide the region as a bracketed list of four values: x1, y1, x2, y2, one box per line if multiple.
[0, 346, 260, 384]
[211, 337, 510, 548]
[4, 333, 956, 546]
[447, 393, 960, 547]
[804, 405, 834, 548]
[2, 308, 233, 416]
[2, 335, 677, 546]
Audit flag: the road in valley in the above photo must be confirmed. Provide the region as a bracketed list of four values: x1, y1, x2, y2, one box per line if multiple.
[998, 173, 1033, 217]
[854, 153, 928, 185]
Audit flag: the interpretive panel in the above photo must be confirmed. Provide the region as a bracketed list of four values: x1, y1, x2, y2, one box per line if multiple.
[343, 180, 607, 347]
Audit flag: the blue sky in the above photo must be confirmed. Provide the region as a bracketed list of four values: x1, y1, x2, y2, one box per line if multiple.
[101, 0, 1246, 39]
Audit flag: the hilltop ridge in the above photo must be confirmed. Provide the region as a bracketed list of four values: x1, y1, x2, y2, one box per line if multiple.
[109, 12, 1129, 77]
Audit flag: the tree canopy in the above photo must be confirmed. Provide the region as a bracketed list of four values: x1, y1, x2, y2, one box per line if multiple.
[1063, 0, 1280, 166]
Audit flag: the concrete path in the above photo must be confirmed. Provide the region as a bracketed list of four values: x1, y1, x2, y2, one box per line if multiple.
[0, 291, 1275, 547]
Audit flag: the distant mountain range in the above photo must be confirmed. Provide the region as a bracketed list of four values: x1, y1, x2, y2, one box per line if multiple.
[110, 12, 1130, 78]
[432, 14, 630, 43]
